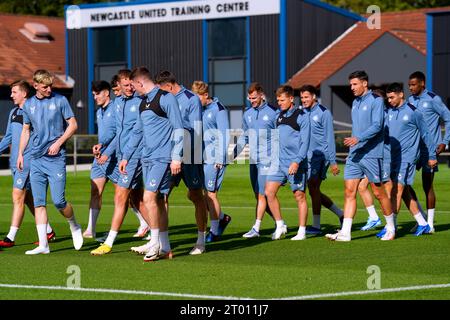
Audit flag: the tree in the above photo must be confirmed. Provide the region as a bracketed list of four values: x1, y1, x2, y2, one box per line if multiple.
[0, 0, 448, 17]
[324, 0, 450, 13]
[0, 0, 111, 17]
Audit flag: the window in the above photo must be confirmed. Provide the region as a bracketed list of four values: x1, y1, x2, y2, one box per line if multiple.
[93, 27, 126, 64]
[207, 18, 247, 129]
[92, 27, 128, 82]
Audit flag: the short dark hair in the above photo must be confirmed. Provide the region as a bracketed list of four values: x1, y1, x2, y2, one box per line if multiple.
[409, 71, 426, 82]
[154, 70, 177, 85]
[10, 80, 32, 97]
[349, 70, 369, 82]
[372, 88, 386, 98]
[110, 74, 120, 88]
[91, 80, 111, 93]
[130, 66, 153, 81]
[248, 82, 264, 95]
[299, 85, 318, 96]
[276, 85, 294, 97]
[117, 69, 132, 80]
[386, 83, 403, 94]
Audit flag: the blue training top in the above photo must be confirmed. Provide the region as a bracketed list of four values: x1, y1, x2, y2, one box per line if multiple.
[234, 102, 279, 165]
[305, 103, 337, 164]
[103, 94, 143, 161]
[408, 89, 450, 147]
[96, 100, 116, 155]
[0, 107, 32, 168]
[202, 97, 230, 165]
[123, 87, 184, 164]
[175, 86, 202, 164]
[275, 106, 310, 167]
[387, 101, 436, 163]
[22, 93, 75, 158]
[349, 90, 385, 160]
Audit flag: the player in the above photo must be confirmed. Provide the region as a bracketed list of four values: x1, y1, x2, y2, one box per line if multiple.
[378, 83, 437, 237]
[325, 71, 395, 241]
[191, 81, 231, 243]
[121, 67, 183, 262]
[265, 85, 310, 241]
[0, 80, 55, 249]
[83, 81, 120, 239]
[152, 70, 208, 255]
[408, 71, 450, 233]
[17, 70, 82, 254]
[111, 74, 121, 98]
[234, 82, 278, 238]
[90, 69, 149, 255]
[298, 85, 342, 235]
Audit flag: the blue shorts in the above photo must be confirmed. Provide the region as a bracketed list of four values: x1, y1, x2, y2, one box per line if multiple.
[143, 162, 172, 194]
[391, 162, 416, 186]
[249, 163, 272, 195]
[118, 157, 143, 190]
[382, 160, 391, 182]
[267, 162, 308, 192]
[30, 154, 67, 209]
[417, 142, 439, 173]
[344, 157, 383, 184]
[11, 165, 31, 190]
[203, 164, 226, 192]
[307, 156, 329, 181]
[172, 164, 203, 190]
[90, 157, 120, 184]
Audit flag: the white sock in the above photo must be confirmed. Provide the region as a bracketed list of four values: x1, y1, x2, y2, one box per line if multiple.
[66, 214, 80, 232]
[341, 218, 353, 236]
[366, 205, 379, 220]
[417, 202, 427, 218]
[253, 219, 262, 232]
[210, 220, 219, 234]
[297, 226, 306, 236]
[313, 215, 321, 229]
[86, 208, 100, 235]
[7, 226, 19, 241]
[276, 219, 285, 228]
[104, 230, 118, 247]
[414, 212, 428, 226]
[219, 211, 225, 220]
[132, 207, 148, 228]
[46, 224, 53, 234]
[427, 208, 435, 228]
[197, 231, 206, 246]
[159, 231, 170, 252]
[149, 229, 160, 247]
[384, 214, 395, 232]
[329, 204, 343, 218]
[37, 224, 48, 248]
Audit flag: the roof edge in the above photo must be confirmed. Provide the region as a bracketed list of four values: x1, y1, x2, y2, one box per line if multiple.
[388, 30, 427, 55]
[303, 0, 364, 21]
[288, 22, 360, 84]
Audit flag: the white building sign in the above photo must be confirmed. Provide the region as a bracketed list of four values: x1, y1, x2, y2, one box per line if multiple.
[66, 0, 280, 29]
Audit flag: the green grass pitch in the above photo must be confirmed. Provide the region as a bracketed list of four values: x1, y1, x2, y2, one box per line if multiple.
[0, 164, 449, 300]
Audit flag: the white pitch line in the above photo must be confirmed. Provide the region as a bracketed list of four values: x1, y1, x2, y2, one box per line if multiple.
[1, 282, 450, 300]
[0, 283, 253, 300]
[279, 283, 450, 300]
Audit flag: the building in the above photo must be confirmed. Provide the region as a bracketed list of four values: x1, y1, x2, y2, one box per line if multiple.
[0, 13, 71, 133]
[288, 7, 450, 128]
[427, 10, 450, 109]
[65, 0, 363, 133]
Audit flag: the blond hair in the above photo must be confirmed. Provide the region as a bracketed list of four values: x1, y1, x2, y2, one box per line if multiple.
[33, 70, 53, 85]
[191, 80, 209, 95]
